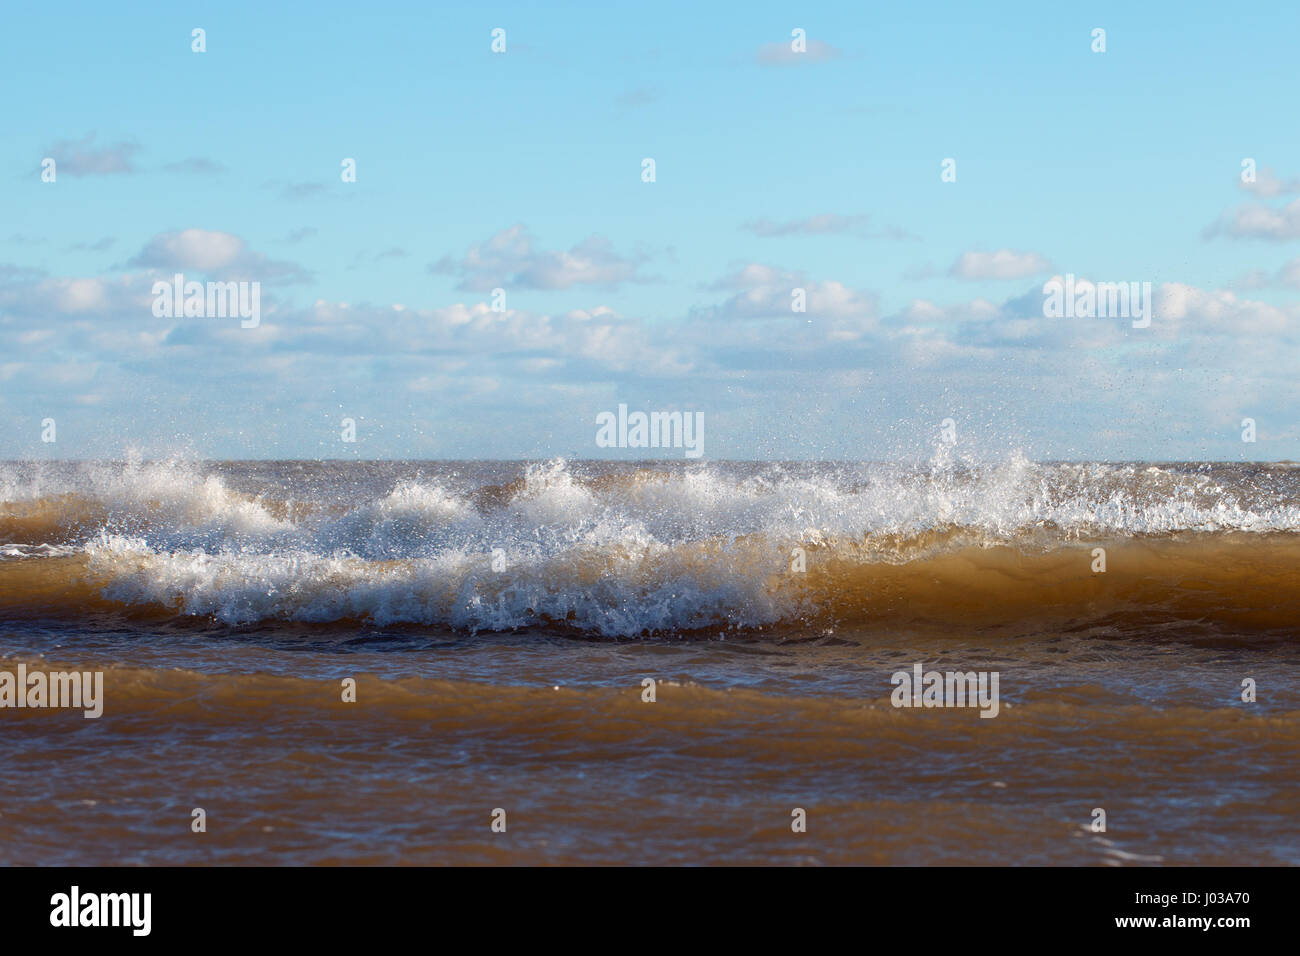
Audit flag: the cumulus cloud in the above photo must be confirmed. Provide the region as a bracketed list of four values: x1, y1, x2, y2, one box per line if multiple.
[1240, 167, 1300, 198]
[429, 225, 656, 291]
[704, 263, 797, 293]
[129, 230, 243, 271]
[881, 277, 1300, 360]
[4, 248, 1297, 459]
[1156, 282, 1294, 336]
[949, 249, 1053, 280]
[125, 229, 312, 283]
[0, 273, 148, 317]
[693, 263, 878, 335]
[1205, 199, 1300, 240]
[240, 299, 694, 377]
[41, 133, 139, 176]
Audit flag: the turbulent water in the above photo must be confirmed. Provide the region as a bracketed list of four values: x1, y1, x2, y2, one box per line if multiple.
[1, 457, 1297, 865]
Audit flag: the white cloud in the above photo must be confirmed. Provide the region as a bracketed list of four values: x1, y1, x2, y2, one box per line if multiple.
[429, 225, 656, 291]
[130, 230, 244, 271]
[1156, 282, 1294, 336]
[1240, 167, 1300, 198]
[949, 249, 1052, 280]
[1205, 198, 1300, 240]
[41, 133, 138, 176]
[0, 274, 145, 316]
[126, 229, 312, 282]
[696, 263, 877, 324]
[4, 250, 1298, 459]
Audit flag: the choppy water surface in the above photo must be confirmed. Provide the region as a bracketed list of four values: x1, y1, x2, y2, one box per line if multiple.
[2, 458, 1297, 864]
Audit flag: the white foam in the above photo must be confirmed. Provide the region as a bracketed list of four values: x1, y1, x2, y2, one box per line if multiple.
[12, 456, 1300, 634]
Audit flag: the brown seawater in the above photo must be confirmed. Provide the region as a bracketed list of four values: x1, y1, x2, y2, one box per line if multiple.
[1, 458, 1297, 865]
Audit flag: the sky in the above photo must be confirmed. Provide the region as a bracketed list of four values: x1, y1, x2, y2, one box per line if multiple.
[1, 0, 1298, 461]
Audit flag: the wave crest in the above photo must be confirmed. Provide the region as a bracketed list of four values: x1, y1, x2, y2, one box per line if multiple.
[3, 457, 1299, 636]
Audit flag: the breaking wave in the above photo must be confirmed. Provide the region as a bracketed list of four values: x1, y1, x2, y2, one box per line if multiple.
[2, 456, 1298, 636]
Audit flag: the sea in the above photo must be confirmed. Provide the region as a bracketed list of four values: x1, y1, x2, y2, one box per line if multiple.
[1, 456, 1297, 865]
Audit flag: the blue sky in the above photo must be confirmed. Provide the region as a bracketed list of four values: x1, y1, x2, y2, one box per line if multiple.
[2, 0, 1298, 460]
